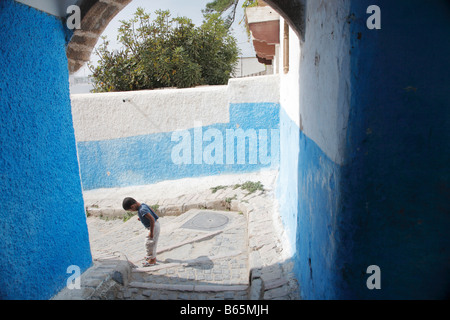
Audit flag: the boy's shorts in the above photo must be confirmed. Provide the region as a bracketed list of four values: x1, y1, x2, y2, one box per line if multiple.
[145, 220, 160, 259]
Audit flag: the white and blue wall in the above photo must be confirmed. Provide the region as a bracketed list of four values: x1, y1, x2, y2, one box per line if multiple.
[276, 15, 302, 258]
[277, 0, 450, 300]
[278, 0, 354, 300]
[71, 76, 281, 190]
[0, 0, 92, 299]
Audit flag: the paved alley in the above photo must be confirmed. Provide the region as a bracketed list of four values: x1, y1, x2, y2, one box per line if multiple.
[55, 171, 299, 300]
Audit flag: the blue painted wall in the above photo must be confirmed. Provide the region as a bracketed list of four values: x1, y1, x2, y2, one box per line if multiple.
[77, 103, 280, 190]
[279, 108, 344, 300]
[340, 0, 450, 299]
[0, 0, 92, 299]
[282, 0, 450, 299]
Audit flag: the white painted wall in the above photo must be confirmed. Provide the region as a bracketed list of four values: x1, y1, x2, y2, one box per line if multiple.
[279, 17, 301, 127]
[298, 0, 352, 165]
[71, 76, 280, 143]
[228, 75, 280, 104]
[277, 17, 302, 256]
[72, 76, 282, 191]
[276, 1, 353, 255]
[234, 57, 267, 78]
[71, 86, 229, 142]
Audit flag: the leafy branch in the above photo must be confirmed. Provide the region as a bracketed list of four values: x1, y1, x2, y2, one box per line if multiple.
[88, 8, 240, 93]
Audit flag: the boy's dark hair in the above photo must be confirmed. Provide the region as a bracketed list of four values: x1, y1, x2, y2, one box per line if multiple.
[122, 197, 137, 210]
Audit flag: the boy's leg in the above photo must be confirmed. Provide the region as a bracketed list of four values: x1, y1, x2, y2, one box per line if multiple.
[150, 221, 160, 262]
[145, 221, 160, 264]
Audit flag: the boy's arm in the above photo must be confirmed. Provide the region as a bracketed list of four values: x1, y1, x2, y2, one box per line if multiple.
[144, 213, 155, 239]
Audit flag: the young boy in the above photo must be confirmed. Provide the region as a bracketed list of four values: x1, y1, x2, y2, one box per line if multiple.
[122, 197, 160, 266]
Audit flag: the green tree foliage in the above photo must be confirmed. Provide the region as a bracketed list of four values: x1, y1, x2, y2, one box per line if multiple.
[204, 0, 259, 27]
[89, 9, 240, 92]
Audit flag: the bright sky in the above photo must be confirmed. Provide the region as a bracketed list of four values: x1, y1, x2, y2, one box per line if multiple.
[75, 0, 255, 76]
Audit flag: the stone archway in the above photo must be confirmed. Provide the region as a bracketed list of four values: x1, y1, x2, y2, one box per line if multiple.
[66, 0, 306, 74]
[67, 0, 132, 73]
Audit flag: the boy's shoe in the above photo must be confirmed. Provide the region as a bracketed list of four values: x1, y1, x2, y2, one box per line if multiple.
[142, 261, 156, 267]
[142, 257, 157, 267]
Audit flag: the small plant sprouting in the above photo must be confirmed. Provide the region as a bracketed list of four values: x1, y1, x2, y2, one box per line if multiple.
[233, 181, 265, 195]
[211, 181, 265, 196]
[225, 194, 238, 204]
[211, 185, 228, 193]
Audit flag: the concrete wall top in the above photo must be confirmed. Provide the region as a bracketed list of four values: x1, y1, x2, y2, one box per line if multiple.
[228, 75, 280, 104]
[71, 75, 280, 142]
[72, 85, 229, 142]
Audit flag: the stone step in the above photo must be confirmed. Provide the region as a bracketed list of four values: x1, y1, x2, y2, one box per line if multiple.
[85, 183, 261, 220]
[52, 256, 132, 300]
[129, 281, 248, 293]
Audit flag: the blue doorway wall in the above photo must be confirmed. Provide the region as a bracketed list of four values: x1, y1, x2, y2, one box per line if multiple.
[284, 0, 450, 299]
[0, 0, 92, 299]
